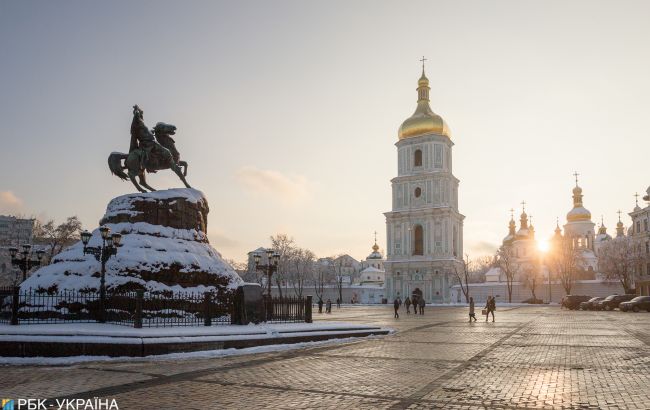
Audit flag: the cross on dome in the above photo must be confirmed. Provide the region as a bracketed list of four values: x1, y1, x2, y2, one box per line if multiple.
[420, 56, 427, 70]
[573, 171, 580, 187]
[520, 200, 526, 213]
[635, 192, 640, 206]
[617, 210, 622, 222]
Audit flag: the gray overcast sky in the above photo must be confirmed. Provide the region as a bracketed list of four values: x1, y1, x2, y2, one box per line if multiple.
[1, 0, 649, 262]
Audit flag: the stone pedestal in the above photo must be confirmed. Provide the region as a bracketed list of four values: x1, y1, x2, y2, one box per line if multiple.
[23, 188, 242, 295]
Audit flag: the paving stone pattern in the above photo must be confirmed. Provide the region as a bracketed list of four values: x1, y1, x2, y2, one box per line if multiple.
[3, 306, 650, 409]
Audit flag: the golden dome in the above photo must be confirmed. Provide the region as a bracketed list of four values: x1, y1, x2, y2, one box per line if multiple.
[567, 184, 592, 222]
[398, 69, 450, 140]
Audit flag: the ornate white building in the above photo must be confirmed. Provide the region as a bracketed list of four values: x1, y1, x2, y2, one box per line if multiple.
[558, 177, 598, 272]
[384, 65, 464, 303]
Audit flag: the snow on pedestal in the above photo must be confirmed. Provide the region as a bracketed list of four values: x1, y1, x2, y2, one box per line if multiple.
[22, 188, 243, 295]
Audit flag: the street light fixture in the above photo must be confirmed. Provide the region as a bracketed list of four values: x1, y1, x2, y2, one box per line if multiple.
[251, 249, 280, 296]
[81, 227, 122, 323]
[10, 243, 44, 282]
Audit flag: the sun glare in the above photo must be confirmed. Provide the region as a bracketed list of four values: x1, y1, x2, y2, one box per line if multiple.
[538, 240, 550, 253]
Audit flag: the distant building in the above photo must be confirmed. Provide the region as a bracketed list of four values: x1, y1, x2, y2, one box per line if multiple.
[630, 187, 650, 294]
[0, 215, 35, 285]
[0, 215, 34, 246]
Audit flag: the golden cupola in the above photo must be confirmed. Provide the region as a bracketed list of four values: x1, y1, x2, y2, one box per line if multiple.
[616, 211, 625, 237]
[566, 184, 592, 222]
[398, 67, 450, 140]
[503, 212, 517, 244]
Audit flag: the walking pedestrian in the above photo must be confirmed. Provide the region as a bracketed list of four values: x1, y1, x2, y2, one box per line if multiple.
[468, 297, 477, 322]
[405, 297, 411, 314]
[393, 298, 400, 318]
[318, 298, 323, 314]
[336, 298, 341, 309]
[326, 298, 332, 313]
[419, 297, 425, 315]
[485, 296, 495, 322]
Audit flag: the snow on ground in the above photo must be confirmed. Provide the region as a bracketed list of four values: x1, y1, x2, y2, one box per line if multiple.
[0, 322, 384, 337]
[0, 321, 391, 346]
[0, 334, 386, 366]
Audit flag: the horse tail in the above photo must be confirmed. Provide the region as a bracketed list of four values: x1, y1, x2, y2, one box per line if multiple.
[108, 152, 129, 180]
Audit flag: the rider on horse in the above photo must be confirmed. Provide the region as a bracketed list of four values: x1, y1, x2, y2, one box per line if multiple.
[130, 105, 173, 172]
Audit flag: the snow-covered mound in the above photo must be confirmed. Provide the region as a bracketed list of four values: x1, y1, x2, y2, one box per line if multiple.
[22, 188, 243, 295]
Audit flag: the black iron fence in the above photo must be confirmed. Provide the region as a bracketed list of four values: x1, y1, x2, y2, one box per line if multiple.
[0, 287, 311, 327]
[263, 295, 308, 323]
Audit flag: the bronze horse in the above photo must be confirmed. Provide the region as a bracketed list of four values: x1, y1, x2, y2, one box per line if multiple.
[108, 106, 191, 193]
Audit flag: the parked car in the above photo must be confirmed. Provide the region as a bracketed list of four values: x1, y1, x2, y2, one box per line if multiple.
[561, 295, 592, 310]
[579, 297, 604, 310]
[620, 296, 650, 312]
[595, 294, 637, 311]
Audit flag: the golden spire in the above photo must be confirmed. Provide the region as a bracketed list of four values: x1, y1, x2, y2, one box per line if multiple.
[372, 231, 379, 252]
[616, 210, 625, 237]
[567, 172, 591, 222]
[508, 208, 516, 235]
[598, 215, 607, 235]
[554, 217, 562, 236]
[398, 58, 449, 140]
[519, 201, 528, 229]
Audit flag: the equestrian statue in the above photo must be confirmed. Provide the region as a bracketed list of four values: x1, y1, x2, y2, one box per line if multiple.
[108, 105, 191, 192]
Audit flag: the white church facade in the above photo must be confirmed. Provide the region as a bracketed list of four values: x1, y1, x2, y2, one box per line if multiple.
[384, 64, 464, 303]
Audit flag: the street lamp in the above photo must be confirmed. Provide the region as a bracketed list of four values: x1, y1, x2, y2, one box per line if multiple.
[81, 226, 122, 323]
[252, 249, 280, 296]
[9, 244, 45, 282]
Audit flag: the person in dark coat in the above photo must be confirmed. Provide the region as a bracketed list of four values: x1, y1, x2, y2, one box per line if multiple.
[468, 297, 477, 322]
[404, 297, 412, 314]
[419, 298, 425, 315]
[326, 298, 332, 313]
[393, 298, 400, 318]
[485, 296, 495, 322]
[318, 298, 323, 313]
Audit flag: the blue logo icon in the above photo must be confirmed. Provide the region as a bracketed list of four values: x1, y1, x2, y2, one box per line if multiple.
[1, 399, 14, 410]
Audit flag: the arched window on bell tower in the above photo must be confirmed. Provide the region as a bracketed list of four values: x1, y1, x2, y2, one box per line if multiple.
[413, 225, 424, 255]
[414, 149, 422, 167]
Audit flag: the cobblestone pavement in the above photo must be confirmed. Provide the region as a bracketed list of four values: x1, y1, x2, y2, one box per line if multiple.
[3, 306, 650, 409]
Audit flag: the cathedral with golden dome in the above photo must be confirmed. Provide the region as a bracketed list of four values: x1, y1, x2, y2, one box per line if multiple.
[384, 61, 464, 303]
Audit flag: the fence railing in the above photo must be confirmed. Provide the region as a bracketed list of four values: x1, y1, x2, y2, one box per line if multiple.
[263, 295, 308, 323]
[0, 287, 311, 327]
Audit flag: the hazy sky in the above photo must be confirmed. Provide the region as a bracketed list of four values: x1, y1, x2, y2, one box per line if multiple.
[1, 1, 649, 263]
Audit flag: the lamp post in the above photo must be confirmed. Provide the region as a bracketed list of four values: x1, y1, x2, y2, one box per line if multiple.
[9, 244, 45, 282]
[80, 226, 122, 323]
[252, 249, 280, 297]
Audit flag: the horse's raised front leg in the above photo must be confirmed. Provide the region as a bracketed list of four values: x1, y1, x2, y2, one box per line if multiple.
[139, 172, 157, 192]
[172, 163, 192, 188]
[129, 170, 148, 193]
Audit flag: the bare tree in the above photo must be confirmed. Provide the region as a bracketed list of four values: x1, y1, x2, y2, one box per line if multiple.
[312, 260, 333, 303]
[521, 260, 542, 302]
[33, 216, 83, 262]
[328, 255, 348, 305]
[225, 258, 247, 272]
[547, 237, 584, 295]
[598, 236, 644, 294]
[453, 254, 471, 303]
[290, 248, 315, 298]
[496, 245, 518, 303]
[270, 234, 296, 299]
[469, 256, 494, 283]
